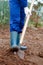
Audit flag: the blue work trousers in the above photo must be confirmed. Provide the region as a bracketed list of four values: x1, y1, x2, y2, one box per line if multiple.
[9, 0, 27, 33]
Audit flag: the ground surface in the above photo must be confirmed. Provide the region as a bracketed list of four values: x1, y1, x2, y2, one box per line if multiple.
[0, 25, 43, 65]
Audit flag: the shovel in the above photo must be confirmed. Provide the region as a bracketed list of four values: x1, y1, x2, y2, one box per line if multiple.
[14, 0, 35, 59]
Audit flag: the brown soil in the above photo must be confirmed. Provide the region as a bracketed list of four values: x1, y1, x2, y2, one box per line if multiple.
[0, 25, 43, 65]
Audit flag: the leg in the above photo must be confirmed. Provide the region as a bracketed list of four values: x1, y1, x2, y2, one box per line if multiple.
[18, 7, 27, 50]
[20, 7, 25, 31]
[9, 0, 20, 33]
[9, 0, 21, 51]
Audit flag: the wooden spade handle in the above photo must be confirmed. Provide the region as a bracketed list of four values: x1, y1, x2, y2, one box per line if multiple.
[20, 0, 35, 44]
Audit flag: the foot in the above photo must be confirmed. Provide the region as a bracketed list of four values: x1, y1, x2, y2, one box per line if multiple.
[20, 46, 27, 50]
[10, 46, 20, 52]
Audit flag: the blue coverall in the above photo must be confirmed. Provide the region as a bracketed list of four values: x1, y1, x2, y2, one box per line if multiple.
[9, 0, 27, 33]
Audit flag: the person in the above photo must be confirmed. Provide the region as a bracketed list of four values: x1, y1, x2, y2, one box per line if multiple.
[9, 0, 29, 52]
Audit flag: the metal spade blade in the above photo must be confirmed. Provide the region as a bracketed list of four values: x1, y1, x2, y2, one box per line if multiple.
[17, 50, 25, 59]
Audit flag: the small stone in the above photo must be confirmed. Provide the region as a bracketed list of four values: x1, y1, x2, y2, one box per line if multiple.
[14, 52, 16, 55]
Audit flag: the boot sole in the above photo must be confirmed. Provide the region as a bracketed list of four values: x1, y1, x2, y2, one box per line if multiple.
[10, 47, 19, 52]
[20, 46, 27, 50]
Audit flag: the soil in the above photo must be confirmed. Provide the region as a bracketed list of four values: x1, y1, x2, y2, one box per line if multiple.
[0, 25, 43, 65]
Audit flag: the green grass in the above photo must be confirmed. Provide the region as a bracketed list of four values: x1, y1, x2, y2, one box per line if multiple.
[28, 20, 43, 27]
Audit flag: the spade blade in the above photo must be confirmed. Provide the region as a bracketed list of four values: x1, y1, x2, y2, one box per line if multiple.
[17, 50, 25, 59]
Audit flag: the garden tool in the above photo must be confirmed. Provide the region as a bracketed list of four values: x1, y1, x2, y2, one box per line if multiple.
[17, 0, 35, 59]
[20, 0, 35, 44]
